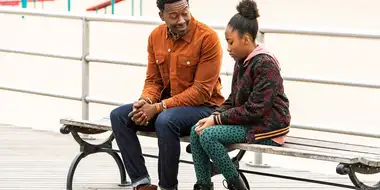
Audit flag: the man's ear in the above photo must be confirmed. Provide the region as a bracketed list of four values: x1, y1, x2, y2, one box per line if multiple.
[158, 11, 164, 21]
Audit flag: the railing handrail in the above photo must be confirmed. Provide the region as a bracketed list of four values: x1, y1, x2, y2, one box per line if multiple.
[1, 7, 380, 40]
[259, 26, 380, 40]
[1, 83, 380, 139]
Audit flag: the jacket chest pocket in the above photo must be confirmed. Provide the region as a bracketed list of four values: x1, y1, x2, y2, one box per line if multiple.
[155, 55, 169, 86]
[176, 56, 198, 83]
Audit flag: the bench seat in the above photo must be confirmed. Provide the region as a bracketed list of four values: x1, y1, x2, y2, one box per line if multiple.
[60, 117, 380, 167]
[60, 117, 380, 190]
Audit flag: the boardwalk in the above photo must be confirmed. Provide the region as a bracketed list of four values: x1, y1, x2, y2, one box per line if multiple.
[0, 124, 366, 190]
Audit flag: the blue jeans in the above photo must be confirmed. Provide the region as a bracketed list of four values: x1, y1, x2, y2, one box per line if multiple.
[110, 103, 213, 189]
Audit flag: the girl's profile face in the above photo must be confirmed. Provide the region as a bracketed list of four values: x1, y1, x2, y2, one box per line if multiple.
[225, 25, 249, 61]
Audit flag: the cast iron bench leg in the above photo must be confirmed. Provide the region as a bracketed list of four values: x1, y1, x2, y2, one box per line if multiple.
[66, 152, 87, 190]
[61, 125, 130, 190]
[107, 151, 128, 187]
[336, 163, 380, 190]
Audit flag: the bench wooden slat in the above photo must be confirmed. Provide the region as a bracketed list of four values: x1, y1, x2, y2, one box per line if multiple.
[286, 136, 380, 155]
[137, 131, 190, 142]
[60, 118, 380, 167]
[60, 118, 112, 131]
[284, 143, 380, 165]
[285, 142, 379, 160]
[230, 143, 380, 167]
[60, 118, 190, 142]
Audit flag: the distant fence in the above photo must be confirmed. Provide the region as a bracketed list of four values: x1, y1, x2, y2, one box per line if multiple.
[1, 0, 142, 15]
[1, 7, 380, 166]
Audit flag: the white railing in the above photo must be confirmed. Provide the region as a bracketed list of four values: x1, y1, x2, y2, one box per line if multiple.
[1, 7, 380, 166]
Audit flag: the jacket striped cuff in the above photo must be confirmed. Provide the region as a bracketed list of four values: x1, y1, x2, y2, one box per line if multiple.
[213, 114, 222, 125]
[255, 126, 290, 141]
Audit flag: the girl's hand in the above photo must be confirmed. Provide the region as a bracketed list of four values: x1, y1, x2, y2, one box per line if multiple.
[195, 116, 215, 135]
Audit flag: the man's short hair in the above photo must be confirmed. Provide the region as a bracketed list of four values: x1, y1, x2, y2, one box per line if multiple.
[156, 0, 189, 12]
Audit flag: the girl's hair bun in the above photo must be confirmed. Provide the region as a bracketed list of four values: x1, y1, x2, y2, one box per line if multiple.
[236, 0, 260, 19]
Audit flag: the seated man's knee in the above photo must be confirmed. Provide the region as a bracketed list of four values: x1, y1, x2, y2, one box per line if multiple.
[110, 104, 133, 131]
[155, 110, 179, 137]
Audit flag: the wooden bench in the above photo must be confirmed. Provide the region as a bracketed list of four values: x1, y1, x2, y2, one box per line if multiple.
[60, 117, 380, 190]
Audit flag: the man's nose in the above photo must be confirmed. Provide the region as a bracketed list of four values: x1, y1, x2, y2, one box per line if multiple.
[177, 16, 185, 24]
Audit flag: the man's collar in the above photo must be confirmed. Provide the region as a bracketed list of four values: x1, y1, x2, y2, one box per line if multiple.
[165, 16, 196, 43]
[167, 28, 180, 41]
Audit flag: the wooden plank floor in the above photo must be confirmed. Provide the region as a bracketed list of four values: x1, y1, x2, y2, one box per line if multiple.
[0, 124, 372, 190]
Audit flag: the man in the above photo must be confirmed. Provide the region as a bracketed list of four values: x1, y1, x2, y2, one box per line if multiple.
[110, 0, 224, 189]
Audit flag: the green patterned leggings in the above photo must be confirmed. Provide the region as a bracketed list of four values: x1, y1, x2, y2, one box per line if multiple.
[190, 125, 281, 185]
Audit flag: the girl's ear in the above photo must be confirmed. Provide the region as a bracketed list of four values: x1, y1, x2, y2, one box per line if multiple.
[244, 35, 250, 45]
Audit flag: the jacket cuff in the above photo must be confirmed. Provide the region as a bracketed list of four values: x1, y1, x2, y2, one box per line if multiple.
[162, 98, 175, 109]
[139, 96, 153, 104]
[212, 111, 220, 115]
[219, 112, 229, 125]
[213, 114, 223, 125]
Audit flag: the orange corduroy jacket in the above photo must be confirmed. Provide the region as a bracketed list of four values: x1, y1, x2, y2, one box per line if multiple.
[140, 16, 225, 108]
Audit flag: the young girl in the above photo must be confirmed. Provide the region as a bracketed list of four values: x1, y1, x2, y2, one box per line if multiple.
[190, 0, 291, 189]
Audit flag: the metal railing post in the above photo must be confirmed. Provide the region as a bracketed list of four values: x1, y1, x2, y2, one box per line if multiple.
[80, 18, 94, 140]
[131, 0, 135, 16]
[111, 0, 115, 14]
[81, 18, 90, 121]
[246, 31, 270, 168]
[254, 31, 264, 166]
[21, 0, 27, 18]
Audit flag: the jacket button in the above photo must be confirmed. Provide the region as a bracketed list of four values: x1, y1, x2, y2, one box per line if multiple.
[156, 60, 158, 63]
[168, 49, 171, 52]
[186, 61, 190, 65]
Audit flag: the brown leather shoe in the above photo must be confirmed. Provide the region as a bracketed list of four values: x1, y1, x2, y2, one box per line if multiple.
[134, 184, 158, 190]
